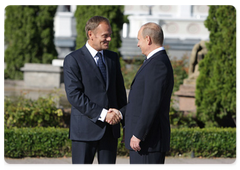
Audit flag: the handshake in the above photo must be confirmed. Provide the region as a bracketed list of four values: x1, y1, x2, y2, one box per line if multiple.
[105, 108, 122, 125]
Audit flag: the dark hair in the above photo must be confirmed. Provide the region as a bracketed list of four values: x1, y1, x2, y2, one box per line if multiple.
[85, 16, 110, 39]
[141, 22, 164, 46]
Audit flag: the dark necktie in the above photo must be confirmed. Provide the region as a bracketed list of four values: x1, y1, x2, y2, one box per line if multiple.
[96, 52, 106, 83]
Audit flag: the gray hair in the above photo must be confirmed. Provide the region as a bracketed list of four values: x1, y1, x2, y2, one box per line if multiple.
[141, 22, 164, 46]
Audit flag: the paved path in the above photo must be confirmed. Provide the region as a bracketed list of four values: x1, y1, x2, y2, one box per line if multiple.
[4, 156, 236, 164]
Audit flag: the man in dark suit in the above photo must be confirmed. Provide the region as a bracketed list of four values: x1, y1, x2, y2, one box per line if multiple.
[63, 16, 127, 164]
[111, 22, 174, 164]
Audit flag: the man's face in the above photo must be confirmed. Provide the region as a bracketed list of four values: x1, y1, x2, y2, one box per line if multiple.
[89, 22, 112, 51]
[137, 28, 147, 56]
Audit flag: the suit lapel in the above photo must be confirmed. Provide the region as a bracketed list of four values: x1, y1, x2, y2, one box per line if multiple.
[130, 57, 151, 87]
[130, 61, 147, 87]
[81, 45, 106, 88]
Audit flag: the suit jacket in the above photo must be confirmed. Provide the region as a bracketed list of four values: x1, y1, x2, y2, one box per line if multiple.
[63, 45, 127, 141]
[124, 50, 174, 153]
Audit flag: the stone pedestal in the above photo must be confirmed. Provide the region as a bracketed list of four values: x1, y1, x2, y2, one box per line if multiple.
[174, 40, 208, 114]
[21, 63, 63, 88]
[174, 84, 196, 114]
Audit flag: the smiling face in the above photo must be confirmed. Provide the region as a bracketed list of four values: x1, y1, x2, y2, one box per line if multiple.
[88, 22, 112, 51]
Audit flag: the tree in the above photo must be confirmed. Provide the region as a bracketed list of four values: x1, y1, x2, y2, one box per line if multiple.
[195, 6, 236, 127]
[4, 5, 58, 80]
[74, 5, 125, 55]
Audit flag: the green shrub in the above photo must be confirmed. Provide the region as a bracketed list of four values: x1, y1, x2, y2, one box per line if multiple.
[4, 127, 71, 158]
[170, 54, 188, 93]
[196, 6, 236, 127]
[4, 94, 64, 128]
[4, 127, 236, 158]
[170, 128, 236, 158]
[169, 105, 198, 128]
[120, 57, 144, 89]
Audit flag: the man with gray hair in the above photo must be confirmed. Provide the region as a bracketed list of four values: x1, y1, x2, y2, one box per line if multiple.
[111, 22, 174, 164]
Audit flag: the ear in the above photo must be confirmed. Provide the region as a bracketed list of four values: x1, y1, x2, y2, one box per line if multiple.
[146, 35, 152, 45]
[88, 30, 93, 40]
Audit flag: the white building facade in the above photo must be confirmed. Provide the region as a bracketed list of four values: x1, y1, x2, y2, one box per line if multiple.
[121, 5, 209, 59]
[53, 5, 209, 66]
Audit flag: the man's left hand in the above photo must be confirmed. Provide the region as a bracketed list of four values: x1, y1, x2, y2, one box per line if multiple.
[130, 135, 141, 152]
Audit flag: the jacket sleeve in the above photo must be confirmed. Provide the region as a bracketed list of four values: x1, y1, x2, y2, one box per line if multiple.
[63, 54, 102, 123]
[115, 55, 127, 126]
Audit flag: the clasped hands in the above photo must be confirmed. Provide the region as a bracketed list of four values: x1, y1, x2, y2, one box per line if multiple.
[105, 108, 121, 125]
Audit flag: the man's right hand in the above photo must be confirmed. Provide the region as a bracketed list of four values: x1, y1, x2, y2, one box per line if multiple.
[105, 110, 121, 125]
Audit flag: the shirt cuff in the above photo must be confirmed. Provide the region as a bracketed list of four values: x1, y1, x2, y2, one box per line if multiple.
[98, 108, 108, 122]
[119, 111, 123, 120]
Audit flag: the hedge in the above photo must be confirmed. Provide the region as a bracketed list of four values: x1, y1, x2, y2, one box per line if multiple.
[170, 128, 236, 158]
[4, 127, 236, 158]
[4, 127, 71, 158]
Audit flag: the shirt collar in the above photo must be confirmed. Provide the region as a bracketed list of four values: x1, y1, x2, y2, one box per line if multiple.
[147, 46, 165, 59]
[86, 41, 103, 58]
